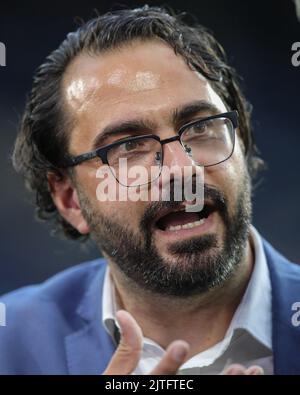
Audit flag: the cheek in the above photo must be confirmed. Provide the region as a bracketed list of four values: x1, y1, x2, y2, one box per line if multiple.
[204, 140, 247, 211]
[77, 165, 148, 230]
[230, 138, 248, 181]
[98, 199, 145, 226]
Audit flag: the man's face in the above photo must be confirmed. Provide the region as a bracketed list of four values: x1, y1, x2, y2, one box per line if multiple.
[62, 40, 252, 296]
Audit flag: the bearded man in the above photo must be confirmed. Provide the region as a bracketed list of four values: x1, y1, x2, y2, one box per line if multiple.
[0, 6, 299, 375]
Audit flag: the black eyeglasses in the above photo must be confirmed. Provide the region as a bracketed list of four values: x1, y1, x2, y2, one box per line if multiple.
[61, 111, 238, 187]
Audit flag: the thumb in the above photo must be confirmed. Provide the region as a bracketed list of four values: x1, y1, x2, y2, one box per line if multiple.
[103, 310, 143, 375]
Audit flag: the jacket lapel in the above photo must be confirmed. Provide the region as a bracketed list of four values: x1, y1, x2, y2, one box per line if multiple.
[65, 260, 116, 374]
[264, 240, 300, 375]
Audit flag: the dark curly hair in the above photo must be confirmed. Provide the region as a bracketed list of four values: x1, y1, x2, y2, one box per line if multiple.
[12, 5, 264, 241]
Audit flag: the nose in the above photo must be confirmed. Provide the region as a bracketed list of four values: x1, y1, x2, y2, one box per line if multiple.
[162, 139, 195, 168]
[157, 139, 197, 192]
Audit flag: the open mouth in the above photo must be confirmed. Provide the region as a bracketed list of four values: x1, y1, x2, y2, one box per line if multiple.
[155, 204, 216, 232]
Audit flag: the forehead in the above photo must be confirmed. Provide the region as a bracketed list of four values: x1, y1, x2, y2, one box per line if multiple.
[62, 40, 227, 151]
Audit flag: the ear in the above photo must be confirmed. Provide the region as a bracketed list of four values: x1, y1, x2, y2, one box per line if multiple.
[47, 171, 90, 235]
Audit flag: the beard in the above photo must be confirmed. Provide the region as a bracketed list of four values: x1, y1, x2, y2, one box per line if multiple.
[77, 171, 252, 298]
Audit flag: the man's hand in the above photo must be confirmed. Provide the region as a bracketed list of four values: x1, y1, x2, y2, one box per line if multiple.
[221, 364, 264, 375]
[103, 310, 190, 375]
[102, 310, 264, 375]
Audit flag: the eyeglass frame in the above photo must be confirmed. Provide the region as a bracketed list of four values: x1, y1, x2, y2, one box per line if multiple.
[60, 110, 238, 171]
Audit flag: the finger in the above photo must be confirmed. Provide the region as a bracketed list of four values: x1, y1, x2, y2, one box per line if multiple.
[222, 363, 247, 375]
[103, 310, 143, 375]
[149, 340, 189, 375]
[245, 365, 264, 375]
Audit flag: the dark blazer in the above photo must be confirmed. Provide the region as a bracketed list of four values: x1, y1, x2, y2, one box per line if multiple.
[0, 239, 299, 374]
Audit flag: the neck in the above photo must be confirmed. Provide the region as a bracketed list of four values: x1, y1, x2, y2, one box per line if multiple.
[107, 236, 254, 357]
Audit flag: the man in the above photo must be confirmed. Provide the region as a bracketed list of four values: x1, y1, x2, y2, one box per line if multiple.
[0, 6, 299, 375]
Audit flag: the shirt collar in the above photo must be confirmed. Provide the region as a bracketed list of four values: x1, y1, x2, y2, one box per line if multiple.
[102, 225, 272, 351]
[229, 225, 272, 349]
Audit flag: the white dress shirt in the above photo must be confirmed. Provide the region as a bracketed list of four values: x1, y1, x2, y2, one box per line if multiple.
[102, 225, 273, 374]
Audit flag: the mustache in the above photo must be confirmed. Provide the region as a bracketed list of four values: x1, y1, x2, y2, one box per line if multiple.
[140, 183, 229, 232]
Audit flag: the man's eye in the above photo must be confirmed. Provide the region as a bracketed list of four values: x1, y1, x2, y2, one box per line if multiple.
[193, 119, 216, 132]
[123, 140, 140, 151]
[185, 122, 207, 136]
[193, 123, 206, 133]
[189, 119, 218, 135]
[116, 139, 146, 154]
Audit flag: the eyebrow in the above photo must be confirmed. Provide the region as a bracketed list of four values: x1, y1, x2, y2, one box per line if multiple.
[91, 100, 221, 150]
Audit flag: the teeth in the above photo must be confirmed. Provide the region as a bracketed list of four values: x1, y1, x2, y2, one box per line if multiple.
[167, 218, 205, 232]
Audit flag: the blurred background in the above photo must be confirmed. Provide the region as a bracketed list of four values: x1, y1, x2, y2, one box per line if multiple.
[0, 0, 299, 294]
